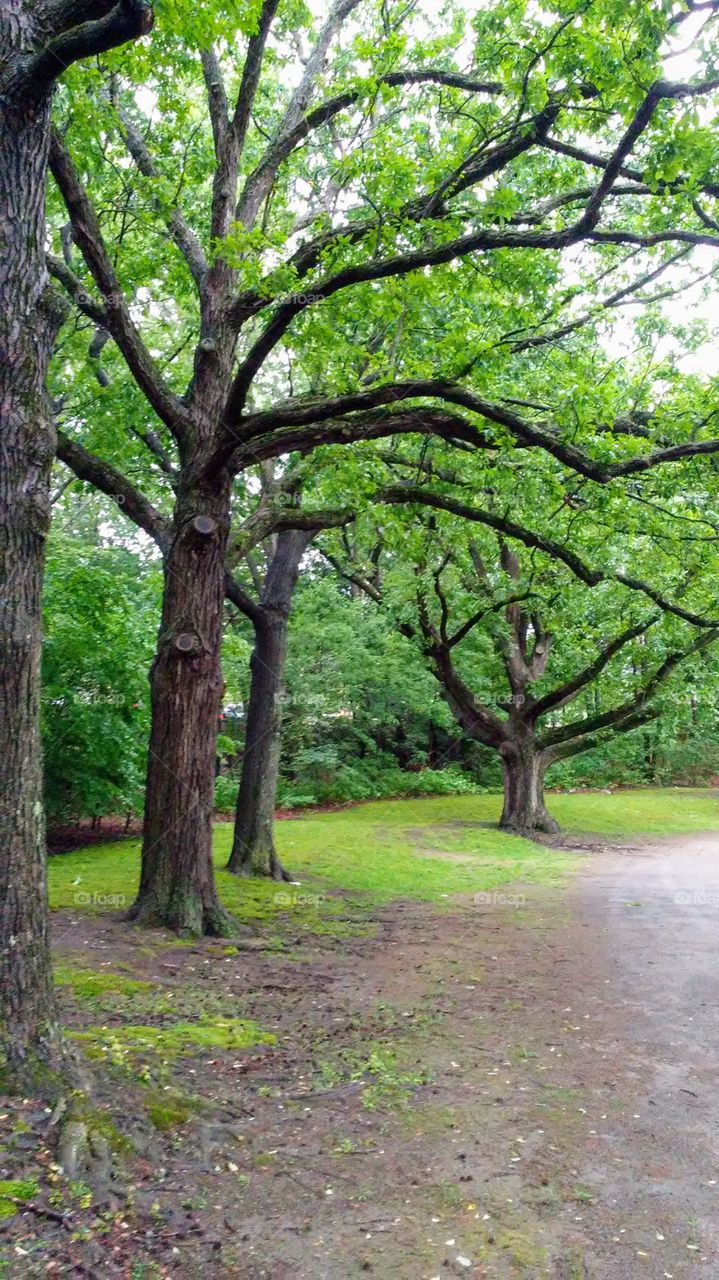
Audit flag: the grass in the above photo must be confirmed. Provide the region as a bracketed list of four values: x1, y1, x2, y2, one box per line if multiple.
[47, 790, 719, 928]
[545, 787, 719, 835]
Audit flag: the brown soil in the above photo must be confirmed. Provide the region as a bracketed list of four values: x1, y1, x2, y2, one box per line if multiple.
[3, 832, 719, 1277]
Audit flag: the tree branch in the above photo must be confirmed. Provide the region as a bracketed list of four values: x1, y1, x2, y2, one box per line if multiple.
[530, 616, 660, 719]
[236, 0, 361, 229]
[232, 0, 283, 162]
[117, 107, 208, 288]
[381, 484, 719, 629]
[18, 0, 153, 94]
[49, 131, 190, 440]
[55, 430, 171, 550]
[539, 629, 719, 751]
[257, 67, 503, 198]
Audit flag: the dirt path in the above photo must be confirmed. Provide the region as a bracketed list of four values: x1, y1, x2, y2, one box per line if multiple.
[5, 832, 719, 1278]
[545, 831, 719, 1278]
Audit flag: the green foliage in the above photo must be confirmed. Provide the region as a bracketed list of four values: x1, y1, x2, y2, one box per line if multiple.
[278, 756, 477, 807]
[42, 0, 719, 838]
[42, 521, 159, 822]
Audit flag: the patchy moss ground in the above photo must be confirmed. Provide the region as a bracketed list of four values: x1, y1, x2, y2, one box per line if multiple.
[3, 791, 719, 1276]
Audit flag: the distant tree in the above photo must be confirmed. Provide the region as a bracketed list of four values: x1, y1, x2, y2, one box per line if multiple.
[326, 495, 719, 832]
[222, 464, 349, 879]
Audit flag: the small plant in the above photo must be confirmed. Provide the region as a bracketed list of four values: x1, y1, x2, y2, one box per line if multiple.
[573, 1185, 595, 1203]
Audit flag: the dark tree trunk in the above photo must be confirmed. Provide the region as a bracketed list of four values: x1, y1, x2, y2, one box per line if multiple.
[228, 529, 311, 878]
[0, 61, 67, 1085]
[499, 740, 559, 834]
[130, 483, 237, 935]
[0, 0, 152, 1088]
[228, 615, 290, 878]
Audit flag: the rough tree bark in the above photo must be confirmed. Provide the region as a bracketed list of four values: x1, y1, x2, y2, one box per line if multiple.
[498, 739, 558, 835]
[228, 529, 312, 878]
[0, 46, 65, 1086]
[0, 0, 152, 1084]
[129, 482, 237, 934]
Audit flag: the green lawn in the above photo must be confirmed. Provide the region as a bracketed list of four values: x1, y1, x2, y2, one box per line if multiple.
[47, 789, 719, 929]
[545, 786, 719, 835]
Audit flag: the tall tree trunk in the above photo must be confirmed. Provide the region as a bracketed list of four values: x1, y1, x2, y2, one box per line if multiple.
[228, 529, 311, 878]
[0, 69, 67, 1085]
[130, 484, 237, 935]
[228, 614, 291, 878]
[499, 739, 559, 834]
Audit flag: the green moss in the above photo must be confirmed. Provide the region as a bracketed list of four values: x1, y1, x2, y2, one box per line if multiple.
[71, 1016, 275, 1070]
[60, 1092, 134, 1155]
[0, 1178, 39, 1219]
[54, 964, 152, 999]
[495, 1227, 548, 1269]
[143, 1090, 204, 1131]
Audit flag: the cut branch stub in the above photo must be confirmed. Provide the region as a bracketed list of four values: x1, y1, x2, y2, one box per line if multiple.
[174, 631, 201, 654]
[192, 515, 217, 535]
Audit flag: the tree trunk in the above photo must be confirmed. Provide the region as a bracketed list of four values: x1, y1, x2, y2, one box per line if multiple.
[228, 615, 291, 878]
[499, 741, 559, 835]
[228, 529, 311, 878]
[130, 484, 237, 935]
[0, 69, 67, 1086]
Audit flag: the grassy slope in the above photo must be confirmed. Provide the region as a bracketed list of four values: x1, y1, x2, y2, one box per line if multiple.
[48, 790, 719, 926]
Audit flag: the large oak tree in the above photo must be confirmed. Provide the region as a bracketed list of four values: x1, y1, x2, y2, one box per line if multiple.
[0, 0, 152, 1085]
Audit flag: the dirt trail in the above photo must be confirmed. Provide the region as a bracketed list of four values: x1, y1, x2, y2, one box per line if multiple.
[5, 831, 719, 1278]
[547, 831, 719, 1278]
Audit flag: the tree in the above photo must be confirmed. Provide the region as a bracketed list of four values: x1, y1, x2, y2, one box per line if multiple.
[228, 526, 314, 879]
[49, 0, 719, 930]
[327, 488, 719, 832]
[0, 0, 152, 1086]
[222, 464, 350, 878]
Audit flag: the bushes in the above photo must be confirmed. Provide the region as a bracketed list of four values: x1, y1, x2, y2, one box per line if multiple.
[42, 529, 159, 824]
[215, 751, 478, 813]
[276, 751, 478, 809]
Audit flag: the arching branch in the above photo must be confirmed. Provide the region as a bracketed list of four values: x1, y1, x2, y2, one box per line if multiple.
[17, 0, 153, 94]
